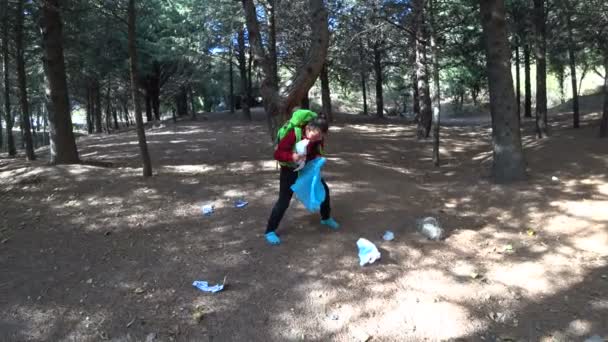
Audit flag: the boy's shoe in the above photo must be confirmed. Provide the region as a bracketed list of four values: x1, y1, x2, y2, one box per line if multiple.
[265, 231, 281, 245]
[321, 218, 340, 230]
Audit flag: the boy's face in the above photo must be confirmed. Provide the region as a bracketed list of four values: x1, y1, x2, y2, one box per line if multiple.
[306, 127, 324, 142]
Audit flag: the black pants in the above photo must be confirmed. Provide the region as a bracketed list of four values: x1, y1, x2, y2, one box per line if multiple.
[266, 167, 331, 233]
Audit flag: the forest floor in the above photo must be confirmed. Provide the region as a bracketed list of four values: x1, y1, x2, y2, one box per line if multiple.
[0, 98, 607, 341]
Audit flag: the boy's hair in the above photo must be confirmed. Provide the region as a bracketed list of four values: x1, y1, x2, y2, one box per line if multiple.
[307, 117, 329, 133]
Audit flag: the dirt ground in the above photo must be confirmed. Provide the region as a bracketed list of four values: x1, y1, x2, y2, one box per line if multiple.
[0, 104, 607, 342]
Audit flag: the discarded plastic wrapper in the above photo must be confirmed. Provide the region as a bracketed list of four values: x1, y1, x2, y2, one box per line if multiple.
[193, 276, 226, 293]
[293, 139, 310, 172]
[234, 199, 248, 208]
[357, 238, 381, 266]
[291, 157, 327, 212]
[201, 204, 214, 216]
[416, 217, 444, 240]
[383, 231, 395, 241]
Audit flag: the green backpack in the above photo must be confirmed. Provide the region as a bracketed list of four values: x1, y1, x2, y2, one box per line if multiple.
[276, 109, 318, 167]
[276, 109, 318, 146]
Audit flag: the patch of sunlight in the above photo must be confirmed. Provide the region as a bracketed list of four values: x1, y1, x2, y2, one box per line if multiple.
[223, 188, 268, 199]
[551, 200, 608, 221]
[146, 129, 213, 136]
[365, 160, 413, 175]
[472, 150, 492, 161]
[161, 160, 276, 175]
[488, 254, 585, 296]
[163, 164, 218, 174]
[566, 319, 593, 336]
[590, 298, 608, 310]
[10, 305, 59, 341]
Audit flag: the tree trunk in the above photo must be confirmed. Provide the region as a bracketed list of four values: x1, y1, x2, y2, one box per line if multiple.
[524, 41, 532, 118]
[301, 91, 310, 109]
[267, 0, 279, 89]
[229, 45, 235, 114]
[151, 63, 161, 121]
[413, 0, 432, 139]
[515, 42, 521, 120]
[39, 0, 80, 164]
[373, 43, 384, 118]
[123, 102, 130, 127]
[176, 86, 188, 117]
[242, 0, 329, 138]
[86, 82, 94, 133]
[94, 80, 102, 133]
[361, 71, 368, 115]
[534, 0, 548, 138]
[237, 27, 251, 120]
[412, 71, 420, 119]
[189, 85, 196, 120]
[112, 106, 119, 130]
[430, 0, 441, 166]
[128, 0, 152, 177]
[320, 62, 333, 122]
[566, 12, 580, 128]
[600, 53, 608, 138]
[2, 0, 15, 156]
[247, 45, 253, 106]
[105, 84, 112, 133]
[145, 87, 153, 122]
[16, 0, 35, 160]
[556, 63, 566, 104]
[479, 0, 526, 183]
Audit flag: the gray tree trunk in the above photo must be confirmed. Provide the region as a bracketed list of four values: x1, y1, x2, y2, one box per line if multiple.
[16, 0, 35, 160]
[39, 0, 80, 163]
[2, 0, 15, 156]
[320, 62, 333, 122]
[479, 0, 526, 182]
[128, 0, 152, 177]
[534, 0, 548, 138]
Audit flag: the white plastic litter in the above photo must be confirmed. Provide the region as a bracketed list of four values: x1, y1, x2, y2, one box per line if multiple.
[357, 238, 381, 266]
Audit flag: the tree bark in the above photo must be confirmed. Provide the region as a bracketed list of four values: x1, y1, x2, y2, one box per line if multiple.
[94, 79, 102, 133]
[189, 85, 196, 120]
[16, 0, 35, 160]
[39, 0, 80, 164]
[2, 0, 15, 156]
[151, 62, 161, 121]
[430, 0, 441, 166]
[267, 0, 279, 89]
[524, 41, 532, 118]
[242, 0, 329, 138]
[515, 42, 521, 120]
[105, 84, 112, 133]
[361, 71, 368, 115]
[301, 91, 310, 109]
[556, 63, 566, 104]
[229, 45, 235, 114]
[373, 43, 384, 118]
[534, 0, 548, 138]
[600, 53, 608, 138]
[566, 11, 580, 128]
[413, 0, 432, 139]
[412, 71, 420, 119]
[320, 62, 333, 122]
[86, 82, 93, 133]
[128, 0, 152, 177]
[145, 86, 153, 122]
[479, 0, 526, 183]
[237, 27, 251, 120]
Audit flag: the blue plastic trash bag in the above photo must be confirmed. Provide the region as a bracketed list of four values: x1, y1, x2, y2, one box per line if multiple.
[290, 157, 327, 212]
[192, 280, 224, 293]
[357, 238, 381, 266]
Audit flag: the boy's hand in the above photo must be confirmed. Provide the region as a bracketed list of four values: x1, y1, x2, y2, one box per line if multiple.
[292, 153, 305, 163]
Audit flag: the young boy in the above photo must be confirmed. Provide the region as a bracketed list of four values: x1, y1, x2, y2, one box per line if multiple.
[264, 116, 340, 245]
